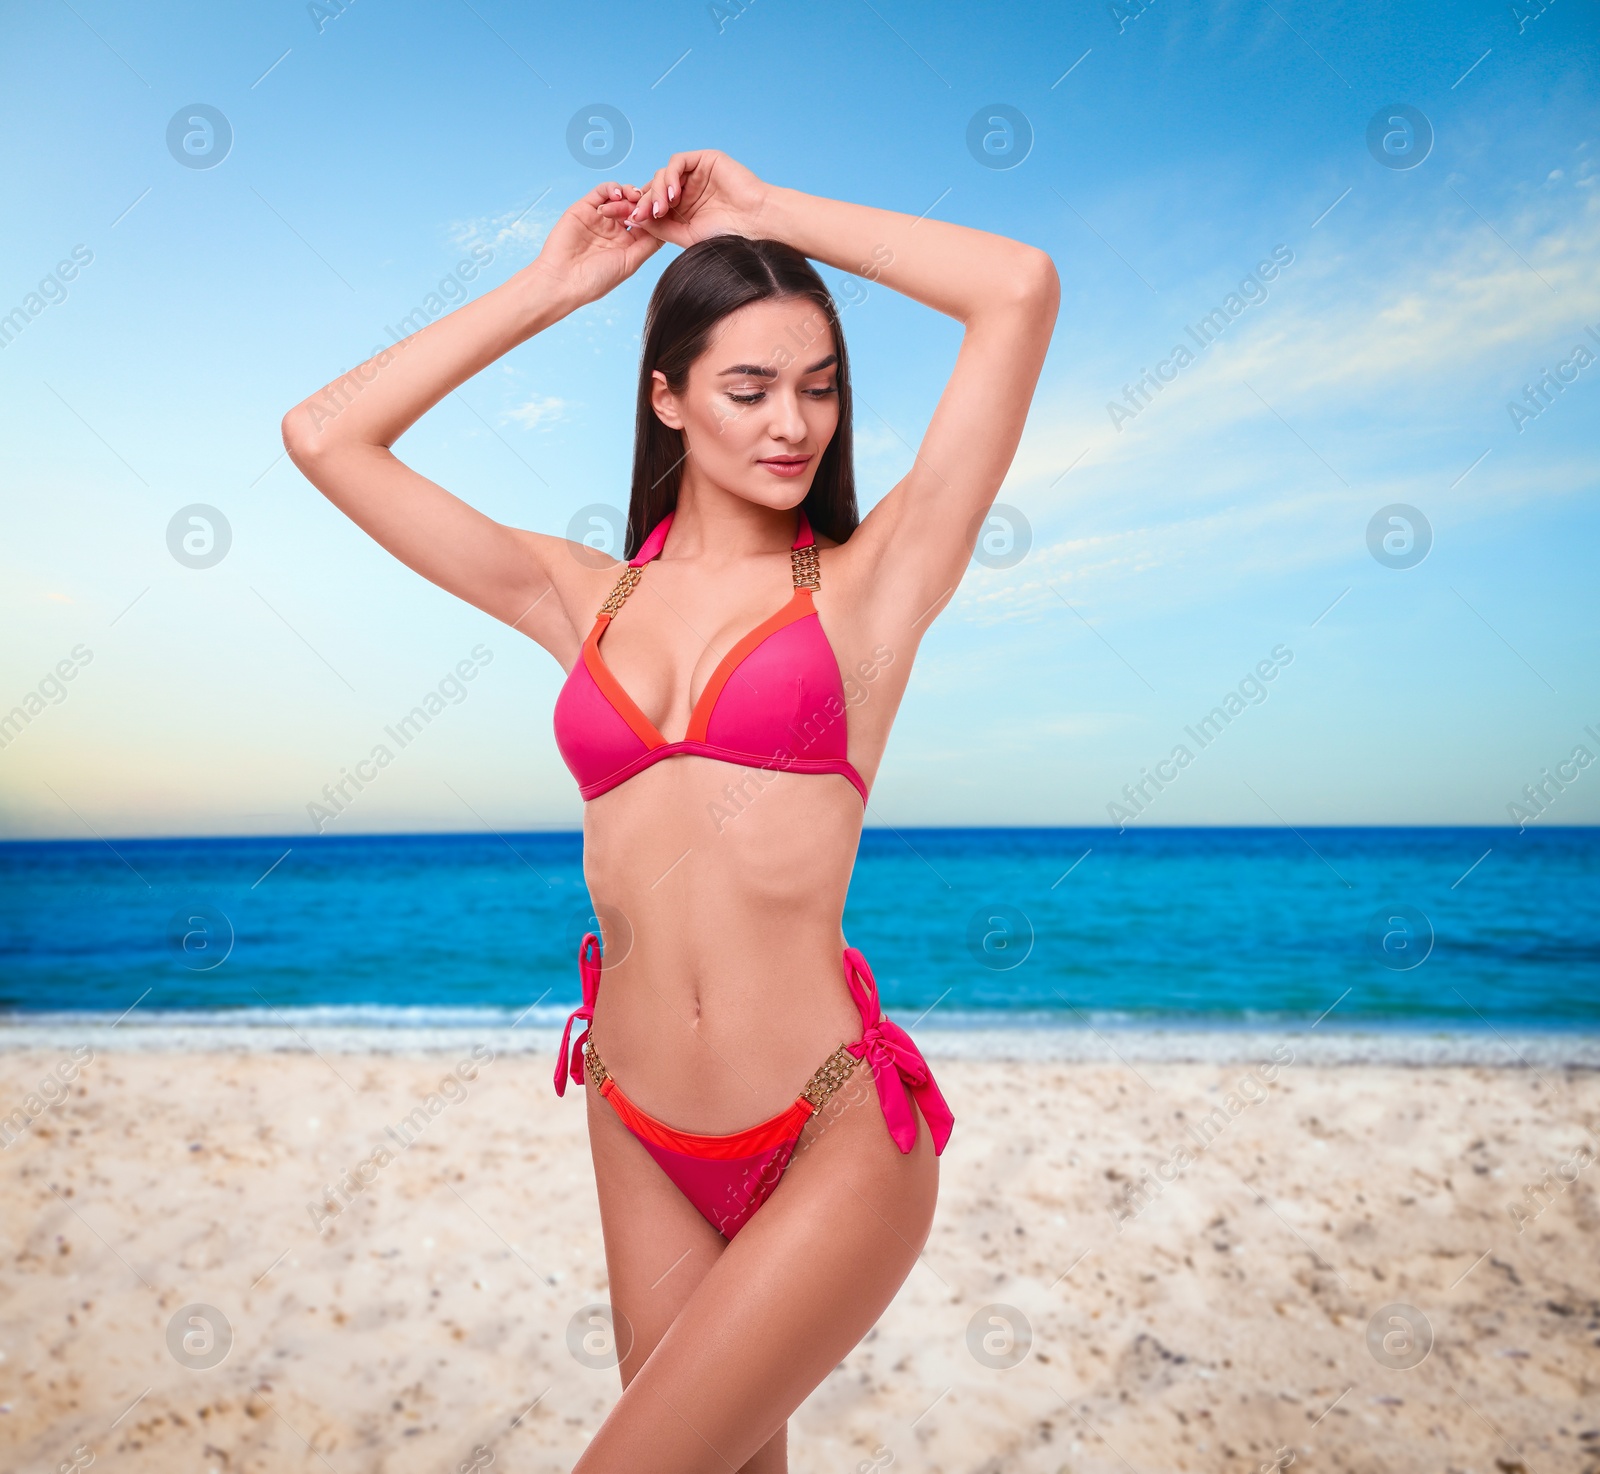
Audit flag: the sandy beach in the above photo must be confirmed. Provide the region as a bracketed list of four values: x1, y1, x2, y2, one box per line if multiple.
[2, 1036, 1597, 1473]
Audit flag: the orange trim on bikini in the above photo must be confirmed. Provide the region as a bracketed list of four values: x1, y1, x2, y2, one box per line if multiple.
[684, 588, 816, 744]
[584, 588, 819, 750]
[554, 509, 868, 804]
[599, 1076, 814, 1159]
[581, 614, 666, 750]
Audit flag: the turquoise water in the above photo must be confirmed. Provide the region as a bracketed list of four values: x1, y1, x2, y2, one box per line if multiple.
[1, 828, 1595, 1028]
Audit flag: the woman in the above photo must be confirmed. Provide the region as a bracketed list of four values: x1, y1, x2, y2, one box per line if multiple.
[282, 149, 1057, 1473]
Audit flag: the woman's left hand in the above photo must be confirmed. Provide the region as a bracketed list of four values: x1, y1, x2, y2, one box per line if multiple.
[601, 149, 774, 247]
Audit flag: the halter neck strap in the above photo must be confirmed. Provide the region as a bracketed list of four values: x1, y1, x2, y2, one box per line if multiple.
[628, 513, 674, 568]
[629, 509, 813, 567]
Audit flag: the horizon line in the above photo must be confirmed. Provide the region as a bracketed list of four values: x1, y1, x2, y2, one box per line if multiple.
[2, 821, 1596, 849]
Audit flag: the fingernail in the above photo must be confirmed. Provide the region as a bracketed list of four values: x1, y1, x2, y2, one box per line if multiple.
[653, 201, 663, 218]
[668, 186, 676, 202]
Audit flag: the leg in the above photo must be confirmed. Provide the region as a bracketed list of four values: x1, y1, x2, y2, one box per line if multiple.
[575, 1069, 939, 1473]
[584, 1082, 790, 1472]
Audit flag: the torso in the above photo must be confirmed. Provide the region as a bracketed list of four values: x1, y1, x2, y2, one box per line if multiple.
[552, 519, 911, 1133]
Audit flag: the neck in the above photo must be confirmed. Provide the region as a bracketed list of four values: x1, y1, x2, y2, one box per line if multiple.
[666, 471, 799, 560]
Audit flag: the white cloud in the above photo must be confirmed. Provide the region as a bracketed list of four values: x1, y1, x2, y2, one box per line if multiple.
[448, 200, 555, 261]
[1026, 181, 1600, 480]
[958, 177, 1600, 624]
[503, 393, 572, 430]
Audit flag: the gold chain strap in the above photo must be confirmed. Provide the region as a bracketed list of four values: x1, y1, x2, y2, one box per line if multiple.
[582, 1036, 611, 1089]
[598, 565, 642, 618]
[800, 1044, 859, 1112]
[605, 545, 815, 618]
[586, 1034, 857, 1115]
[791, 545, 820, 592]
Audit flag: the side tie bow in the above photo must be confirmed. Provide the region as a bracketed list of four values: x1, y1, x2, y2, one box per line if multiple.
[553, 933, 603, 1097]
[841, 947, 955, 1155]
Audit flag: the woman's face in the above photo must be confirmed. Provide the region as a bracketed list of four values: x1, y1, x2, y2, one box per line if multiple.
[651, 296, 840, 512]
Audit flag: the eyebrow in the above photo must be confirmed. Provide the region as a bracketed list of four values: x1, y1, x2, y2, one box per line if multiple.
[717, 354, 838, 379]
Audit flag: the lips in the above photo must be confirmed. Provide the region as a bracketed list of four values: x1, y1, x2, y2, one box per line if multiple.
[758, 454, 812, 477]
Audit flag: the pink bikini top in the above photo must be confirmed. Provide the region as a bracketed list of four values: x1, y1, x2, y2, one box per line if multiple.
[553, 511, 868, 803]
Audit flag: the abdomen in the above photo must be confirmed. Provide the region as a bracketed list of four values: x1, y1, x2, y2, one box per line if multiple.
[579, 757, 867, 1133]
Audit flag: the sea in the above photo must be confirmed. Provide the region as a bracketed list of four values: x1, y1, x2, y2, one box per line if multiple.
[2, 827, 1597, 1062]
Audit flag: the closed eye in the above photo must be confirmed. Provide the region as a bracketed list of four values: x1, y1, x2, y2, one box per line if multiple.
[727, 384, 837, 405]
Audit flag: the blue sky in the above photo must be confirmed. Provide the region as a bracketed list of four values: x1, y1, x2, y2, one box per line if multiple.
[2, 0, 1597, 838]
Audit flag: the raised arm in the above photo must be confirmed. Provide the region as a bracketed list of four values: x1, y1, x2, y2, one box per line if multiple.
[280, 182, 660, 668]
[623, 151, 1059, 638]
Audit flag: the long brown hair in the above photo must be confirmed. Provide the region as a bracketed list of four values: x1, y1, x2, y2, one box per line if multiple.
[627, 236, 858, 558]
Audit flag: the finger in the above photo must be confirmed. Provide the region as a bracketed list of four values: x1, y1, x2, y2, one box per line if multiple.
[664, 153, 689, 206]
[647, 160, 674, 211]
[667, 150, 705, 205]
[627, 170, 667, 223]
[631, 214, 691, 249]
[651, 164, 678, 219]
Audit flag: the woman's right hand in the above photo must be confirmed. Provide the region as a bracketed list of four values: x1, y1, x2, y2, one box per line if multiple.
[532, 180, 665, 307]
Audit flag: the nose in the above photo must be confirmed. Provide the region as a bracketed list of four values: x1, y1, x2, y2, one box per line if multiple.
[764, 386, 807, 444]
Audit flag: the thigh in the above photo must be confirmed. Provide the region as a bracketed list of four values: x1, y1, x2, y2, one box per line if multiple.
[574, 1068, 940, 1474]
[586, 1082, 790, 1473]
[584, 1078, 724, 1383]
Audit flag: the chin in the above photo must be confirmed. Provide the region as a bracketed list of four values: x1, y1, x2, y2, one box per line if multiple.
[731, 476, 812, 512]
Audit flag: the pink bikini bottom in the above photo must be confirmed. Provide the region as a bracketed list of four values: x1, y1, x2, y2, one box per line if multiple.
[554, 935, 954, 1239]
